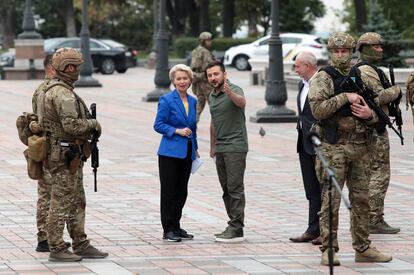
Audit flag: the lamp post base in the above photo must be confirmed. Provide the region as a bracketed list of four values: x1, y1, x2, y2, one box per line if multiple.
[142, 87, 170, 102]
[75, 76, 102, 87]
[250, 105, 297, 123]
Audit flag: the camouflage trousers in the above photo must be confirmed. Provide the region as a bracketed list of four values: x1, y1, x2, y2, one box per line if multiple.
[315, 141, 371, 253]
[192, 81, 212, 122]
[37, 174, 52, 242]
[43, 159, 89, 253]
[368, 130, 390, 224]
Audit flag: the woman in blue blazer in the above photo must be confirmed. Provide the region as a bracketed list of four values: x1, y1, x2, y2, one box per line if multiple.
[154, 64, 198, 242]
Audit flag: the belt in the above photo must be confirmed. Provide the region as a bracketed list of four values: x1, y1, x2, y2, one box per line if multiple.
[338, 131, 366, 141]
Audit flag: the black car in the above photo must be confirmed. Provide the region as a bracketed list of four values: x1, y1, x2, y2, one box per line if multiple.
[44, 37, 137, 74]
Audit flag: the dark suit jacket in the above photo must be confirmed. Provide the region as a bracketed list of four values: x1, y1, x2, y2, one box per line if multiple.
[296, 81, 316, 155]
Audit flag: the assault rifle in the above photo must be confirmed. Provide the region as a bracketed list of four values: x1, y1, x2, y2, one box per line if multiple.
[388, 64, 404, 145]
[340, 67, 404, 144]
[90, 103, 99, 192]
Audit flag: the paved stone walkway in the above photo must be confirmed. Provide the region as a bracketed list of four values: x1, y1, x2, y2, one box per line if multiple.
[0, 67, 414, 274]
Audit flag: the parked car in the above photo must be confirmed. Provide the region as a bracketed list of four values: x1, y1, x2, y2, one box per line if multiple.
[44, 37, 137, 74]
[0, 49, 15, 67]
[223, 33, 329, 71]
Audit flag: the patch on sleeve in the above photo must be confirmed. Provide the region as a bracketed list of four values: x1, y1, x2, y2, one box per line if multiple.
[61, 98, 78, 117]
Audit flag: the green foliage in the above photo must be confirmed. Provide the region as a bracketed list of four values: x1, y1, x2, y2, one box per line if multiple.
[363, 1, 406, 67]
[279, 0, 325, 33]
[174, 37, 255, 57]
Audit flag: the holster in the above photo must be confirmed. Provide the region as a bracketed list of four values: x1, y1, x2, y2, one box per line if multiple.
[69, 157, 81, 175]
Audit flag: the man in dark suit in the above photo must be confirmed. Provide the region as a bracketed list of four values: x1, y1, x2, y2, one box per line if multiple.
[289, 51, 322, 245]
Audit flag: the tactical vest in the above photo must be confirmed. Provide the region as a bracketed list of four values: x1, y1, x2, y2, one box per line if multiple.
[319, 65, 359, 117]
[37, 80, 90, 141]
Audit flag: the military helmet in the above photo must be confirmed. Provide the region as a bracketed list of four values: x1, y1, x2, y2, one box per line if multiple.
[327, 32, 356, 51]
[52, 47, 84, 71]
[356, 32, 384, 51]
[199, 31, 212, 41]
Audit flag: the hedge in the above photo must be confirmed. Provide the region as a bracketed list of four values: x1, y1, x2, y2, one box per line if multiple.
[174, 37, 256, 58]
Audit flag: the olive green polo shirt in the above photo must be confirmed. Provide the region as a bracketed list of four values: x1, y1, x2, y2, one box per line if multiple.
[209, 80, 248, 153]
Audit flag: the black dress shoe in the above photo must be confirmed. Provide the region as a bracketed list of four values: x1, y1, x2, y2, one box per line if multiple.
[289, 232, 317, 243]
[174, 229, 194, 240]
[311, 236, 322, 245]
[163, 231, 182, 242]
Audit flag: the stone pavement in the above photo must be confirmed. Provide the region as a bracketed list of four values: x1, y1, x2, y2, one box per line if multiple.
[0, 67, 414, 275]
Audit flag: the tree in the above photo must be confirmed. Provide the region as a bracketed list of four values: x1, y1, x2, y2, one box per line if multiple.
[222, 0, 235, 37]
[64, 0, 77, 37]
[279, 0, 325, 33]
[0, 0, 18, 49]
[363, 0, 405, 66]
[354, 0, 367, 33]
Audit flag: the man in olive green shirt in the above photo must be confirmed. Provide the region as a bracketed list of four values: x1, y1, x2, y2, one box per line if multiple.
[206, 61, 248, 242]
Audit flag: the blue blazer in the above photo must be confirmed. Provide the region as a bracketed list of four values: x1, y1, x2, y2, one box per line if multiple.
[154, 89, 198, 160]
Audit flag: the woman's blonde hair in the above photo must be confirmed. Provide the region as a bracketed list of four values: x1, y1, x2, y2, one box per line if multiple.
[169, 64, 193, 82]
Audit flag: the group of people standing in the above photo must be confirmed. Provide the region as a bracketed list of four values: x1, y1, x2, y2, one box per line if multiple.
[24, 30, 413, 267]
[292, 31, 407, 266]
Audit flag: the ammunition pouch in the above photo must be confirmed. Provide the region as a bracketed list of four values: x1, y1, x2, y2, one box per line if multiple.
[320, 119, 339, 144]
[27, 135, 48, 162]
[23, 148, 43, 180]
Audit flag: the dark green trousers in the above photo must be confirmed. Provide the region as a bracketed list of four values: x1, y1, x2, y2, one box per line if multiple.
[215, 152, 247, 230]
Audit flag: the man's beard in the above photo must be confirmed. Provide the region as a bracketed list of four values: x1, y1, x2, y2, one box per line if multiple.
[214, 79, 225, 90]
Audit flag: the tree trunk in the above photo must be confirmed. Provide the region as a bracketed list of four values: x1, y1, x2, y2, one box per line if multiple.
[166, 0, 187, 36]
[354, 0, 367, 33]
[199, 0, 210, 32]
[222, 0, 234, 37]
[63, 0, 77, 37]
[248, 12, 258, 37]
[188, 0, 200, 36]
[0, 0, 16, 49]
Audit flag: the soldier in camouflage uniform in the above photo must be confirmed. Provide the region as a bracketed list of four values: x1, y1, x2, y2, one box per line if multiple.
[309, 32, 392, 266]
[356, 32, 401, 234]
[36, 48, 108, 262]
[191, 32, 215, 122]
[32, 54, 72, 252]
[406, 72, 414, 125]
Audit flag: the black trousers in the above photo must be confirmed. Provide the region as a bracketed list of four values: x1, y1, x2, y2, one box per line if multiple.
[298, 147, 322, 236]
[158, 141, 192, 234]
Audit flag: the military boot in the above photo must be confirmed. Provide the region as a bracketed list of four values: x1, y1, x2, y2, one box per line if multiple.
[355, 247, 392, 263]
[74, 245, 108, 259]
[369, 220, 400, 234]
[321, 249, 340, 266]
[49, 249, 82, 262]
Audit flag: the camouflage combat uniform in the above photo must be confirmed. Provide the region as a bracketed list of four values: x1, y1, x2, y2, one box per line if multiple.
[308, 32, 376, 254]
[36, 48, 107, 261]
[407, 72, 414, 125]
[191, 32, 215, 122]
[356, 33, 401, 232]
[32, 78, 53, 244]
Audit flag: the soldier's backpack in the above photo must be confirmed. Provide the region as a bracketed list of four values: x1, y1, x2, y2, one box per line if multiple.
[16, 112, 38, 146]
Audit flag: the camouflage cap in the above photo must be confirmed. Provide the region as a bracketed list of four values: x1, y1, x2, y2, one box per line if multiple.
[52, 47, 84, 71]
[199, 32, 212, 41]
[327, 32, 356, 51]
[356, 32, 384, 51]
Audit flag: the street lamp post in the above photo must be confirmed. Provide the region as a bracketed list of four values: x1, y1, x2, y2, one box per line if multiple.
[143, 0, 170, 102]
[76, 0, 102, 87]
[18, 0, 41, 39]
[250, 0, 296, 123]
